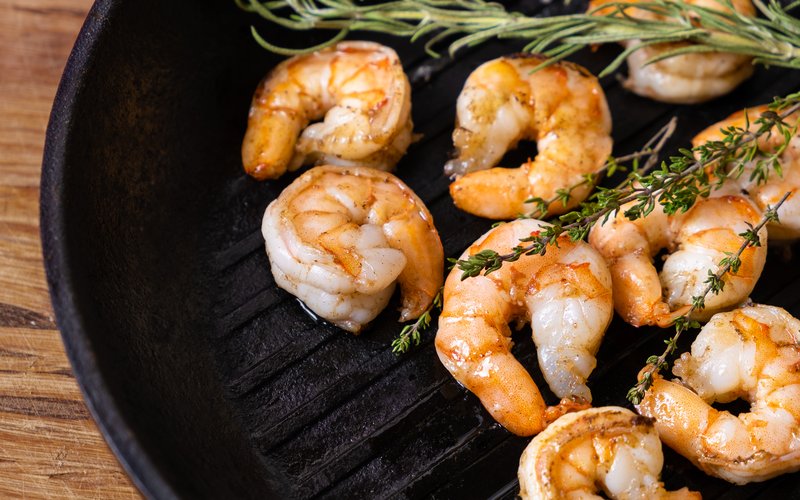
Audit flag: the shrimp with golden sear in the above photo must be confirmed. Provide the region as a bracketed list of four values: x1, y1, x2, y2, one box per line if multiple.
[693, 105, 800, 240]
[242, 41, 413, 180]
[588, 182, 767, 327]
[445, 54, 613, 220]
[588, 0, 755, 104]
[435, 219, 613, 436]
[262, 166, 443, 333]
[637, 305, 800, 484]
[519, 407, 701, 499]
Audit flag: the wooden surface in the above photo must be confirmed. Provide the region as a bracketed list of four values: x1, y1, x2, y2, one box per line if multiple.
[0, 0, 140, 497]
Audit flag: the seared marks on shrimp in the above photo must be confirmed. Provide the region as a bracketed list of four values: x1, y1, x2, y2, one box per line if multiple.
[589, 0, 756, 104]
[693, 105, 800, 240]
[588, 182, 767, 327]
[435, 219, 613, 436]
[242, 41, 413, 180]
[637, 305, 800, 484]
[519, 407, 701, 499]
[445, 54, 612, 220]
[262, 166, 443, 333]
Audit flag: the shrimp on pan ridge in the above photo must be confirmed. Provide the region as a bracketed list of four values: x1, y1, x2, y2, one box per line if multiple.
[445, 54, 613, 220]
[242, 41, 413, 180]
[637, 305, 800, 484]
[694, 105, 800, 240]
[435, 219, 613, 436]
[588, 181, 767, 327]
[588, 0, 755, 104]
[519, 407, 701, 499]
[262, 166, 443, 333]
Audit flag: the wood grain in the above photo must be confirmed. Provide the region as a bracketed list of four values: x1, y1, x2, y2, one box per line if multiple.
[0, 0, 140, 497]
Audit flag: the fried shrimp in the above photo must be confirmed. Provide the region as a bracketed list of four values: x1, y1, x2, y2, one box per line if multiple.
[637, 305, 800, 484]
[445, 54, 612, 220]
[242, 41, 413, 180]
[588, 0, 755, 104]
[519, 407, 701, 499]
[588, 182, 767, 327]
[262, 166, 443, 333]
[435, 219, 613, 436]
[693, 105, 800, 240]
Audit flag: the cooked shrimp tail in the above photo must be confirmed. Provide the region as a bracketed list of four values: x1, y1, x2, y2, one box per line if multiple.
[693, 105, 800, 241]
[519, 406, 701, 499]
[435, 219, 613, 435]
[445, 55, 612, 220]
[638, 305, 800, 484]
[263, 166, 443, 333]
[242, 41, 413, 180]
[588, 0, 755, 103]
[589, 181, 767, 326]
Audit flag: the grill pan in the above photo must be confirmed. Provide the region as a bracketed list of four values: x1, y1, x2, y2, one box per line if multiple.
[41, 0, 800, 497]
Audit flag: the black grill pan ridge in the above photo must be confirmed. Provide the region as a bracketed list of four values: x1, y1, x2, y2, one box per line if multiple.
[212, 27, 800, 500]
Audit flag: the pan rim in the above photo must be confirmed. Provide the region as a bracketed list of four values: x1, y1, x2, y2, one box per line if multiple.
[40, 0, 176, 498]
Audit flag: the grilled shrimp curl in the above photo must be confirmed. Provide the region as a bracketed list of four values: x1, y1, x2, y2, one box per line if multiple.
[588, 182, 767, 327]
[445, 55, 612, 220]
[637, 305, 800, 484]
[694, 105, 800, 240]
[435, 219, 613, 436]
[262, 166, 443, 333]
[242, 41, 413, 180]
[588, 0, 755, 104]
[519, 407, 701, 499]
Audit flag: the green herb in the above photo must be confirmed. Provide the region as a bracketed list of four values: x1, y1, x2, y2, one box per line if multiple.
[238, 0, 800, 73]
[521, 116, 677, 220]
[626, 190, 791, 405]
[391, 288, 443, 354]
[454, 93, 800, 280]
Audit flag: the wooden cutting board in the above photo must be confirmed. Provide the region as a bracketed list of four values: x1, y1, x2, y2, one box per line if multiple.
[0, 0, 140, 497]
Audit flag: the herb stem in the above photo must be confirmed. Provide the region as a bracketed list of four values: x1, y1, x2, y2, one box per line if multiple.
[454, 98, 800, 280]
[391, 288, 443, 354]
[241, 0, 800, 70]
[522, 117, 677, 220]
[627, 190, 792, 404]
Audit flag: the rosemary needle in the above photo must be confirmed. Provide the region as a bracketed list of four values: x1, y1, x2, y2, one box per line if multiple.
[240, 0, 800, 72]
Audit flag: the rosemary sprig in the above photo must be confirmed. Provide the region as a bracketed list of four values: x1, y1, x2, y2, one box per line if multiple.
[239, 0, 800, 74]
[391, 288, 443, 354]
[455, 92, 800, 280]
[626, 191, 791, 404]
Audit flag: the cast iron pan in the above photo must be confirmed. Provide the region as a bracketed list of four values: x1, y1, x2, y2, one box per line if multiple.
[41, 0, 800, 497]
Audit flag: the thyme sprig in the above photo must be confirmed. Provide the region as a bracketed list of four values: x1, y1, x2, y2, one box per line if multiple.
[392, 119, 675, 348]
[522, 117, 677, 220]
[391, 288, 443, 354]
[627, 191, 791, 405]
[239, 0, 800, 73]
[455, 93, 800, 280]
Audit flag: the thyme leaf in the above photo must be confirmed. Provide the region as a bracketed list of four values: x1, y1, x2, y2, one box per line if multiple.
[392, 288, 443, 354]
[626, 191, 791, 404]
[455, 94, 800, 279]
